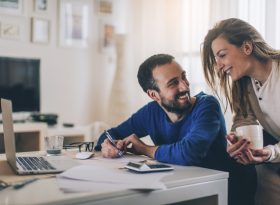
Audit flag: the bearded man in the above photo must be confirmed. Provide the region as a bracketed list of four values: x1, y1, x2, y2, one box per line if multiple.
[95, 54, 256, 205]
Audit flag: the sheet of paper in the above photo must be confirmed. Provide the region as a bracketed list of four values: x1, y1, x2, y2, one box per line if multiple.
[93, 154, 151, 164]
[56, 175, 165, 193]
[58, 165, 167, 189]
[56, 176, 126, 193]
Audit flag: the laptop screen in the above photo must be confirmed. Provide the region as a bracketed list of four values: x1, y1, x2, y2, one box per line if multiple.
[1, 98, 18, 171]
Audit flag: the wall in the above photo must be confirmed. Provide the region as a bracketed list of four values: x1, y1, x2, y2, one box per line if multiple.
[0, 0, 101, 125]
[3, 0, 273, 130]
[0, 0, 217, 128]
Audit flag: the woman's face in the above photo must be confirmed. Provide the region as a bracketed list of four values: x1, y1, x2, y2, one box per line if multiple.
[211, 36, 252, 81]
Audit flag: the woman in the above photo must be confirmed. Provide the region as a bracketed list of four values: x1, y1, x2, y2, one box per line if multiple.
[202, 18, 280, 205]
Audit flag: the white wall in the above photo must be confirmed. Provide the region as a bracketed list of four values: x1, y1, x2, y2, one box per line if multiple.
[0, 0, 102, 125]
[119, 0, 184, 114]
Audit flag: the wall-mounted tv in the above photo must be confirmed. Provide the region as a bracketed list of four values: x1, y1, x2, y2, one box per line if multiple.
[0, 57, 40, 112]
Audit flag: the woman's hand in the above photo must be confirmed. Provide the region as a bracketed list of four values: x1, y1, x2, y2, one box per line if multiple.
[226, 132, 272, 164]
[226, 132, 251, 158]
[236, 148, 272, 165]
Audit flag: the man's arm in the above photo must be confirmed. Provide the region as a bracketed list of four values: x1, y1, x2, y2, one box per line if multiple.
[94, 103, 153, 152]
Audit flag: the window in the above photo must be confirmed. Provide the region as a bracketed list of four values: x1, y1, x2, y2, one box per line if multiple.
[180, 0, 279, 129]
[181, 0, 210, 94]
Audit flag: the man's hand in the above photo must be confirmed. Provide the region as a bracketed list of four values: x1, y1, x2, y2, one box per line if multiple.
[101, 139, 125, 158]
[123, 134, 158, 158]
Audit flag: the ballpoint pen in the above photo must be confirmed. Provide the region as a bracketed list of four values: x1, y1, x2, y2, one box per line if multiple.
[0, 178, 37, 191]
[104, 130, 125, 157]
[13, 178, 38, 189]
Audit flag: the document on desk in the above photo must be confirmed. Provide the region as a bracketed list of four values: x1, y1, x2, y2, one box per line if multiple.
[93, 155, 149, 163]
[57, 165, 169, 192]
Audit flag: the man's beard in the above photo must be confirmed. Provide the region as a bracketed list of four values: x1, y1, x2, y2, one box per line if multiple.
[160, 91, 192, 115]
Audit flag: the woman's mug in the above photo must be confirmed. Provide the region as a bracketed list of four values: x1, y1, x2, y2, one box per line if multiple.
[236, 125, 263, 149]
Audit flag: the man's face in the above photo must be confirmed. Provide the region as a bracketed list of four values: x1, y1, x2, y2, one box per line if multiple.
[152, 61, 192, 114]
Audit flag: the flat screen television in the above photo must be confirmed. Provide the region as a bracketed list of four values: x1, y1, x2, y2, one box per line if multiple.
[0, 57, 40, 112]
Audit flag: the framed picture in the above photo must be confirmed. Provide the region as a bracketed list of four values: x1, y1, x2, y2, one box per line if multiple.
[102, 23, 114, 48]
[0, 0, 23, 15]
[0, 21, 22, 40]
[31, 18, 50, 44]
[98, 20, 115, 53]
[34, 0, 48, 13]
[59, 0, 89, 47]
[98, 0, 113, 14]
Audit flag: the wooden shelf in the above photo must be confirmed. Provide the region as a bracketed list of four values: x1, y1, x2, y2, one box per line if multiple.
[0, 122, 48, 153]
[0, 123, 91, 153]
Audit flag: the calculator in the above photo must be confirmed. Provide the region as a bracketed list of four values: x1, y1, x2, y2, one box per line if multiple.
[125, 162, 174, 173]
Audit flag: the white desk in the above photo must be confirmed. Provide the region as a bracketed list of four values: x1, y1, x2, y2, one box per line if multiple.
[0, 153, 228, 205]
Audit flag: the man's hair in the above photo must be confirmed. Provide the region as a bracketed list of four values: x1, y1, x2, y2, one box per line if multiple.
[137, 54, 174, 92]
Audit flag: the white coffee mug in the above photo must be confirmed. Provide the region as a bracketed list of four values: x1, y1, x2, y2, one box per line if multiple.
[236, 125, 263, 149]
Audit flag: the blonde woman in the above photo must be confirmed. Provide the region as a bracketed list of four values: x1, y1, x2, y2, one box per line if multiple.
[202, 18, 280, 205]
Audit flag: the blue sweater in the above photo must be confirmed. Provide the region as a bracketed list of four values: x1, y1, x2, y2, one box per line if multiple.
[97, 92, 227, 167]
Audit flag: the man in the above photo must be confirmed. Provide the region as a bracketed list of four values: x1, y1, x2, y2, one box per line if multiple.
[95, 54, 256, 205]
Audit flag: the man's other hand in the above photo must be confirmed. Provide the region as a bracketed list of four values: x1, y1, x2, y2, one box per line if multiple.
[123, 134, 158, 158]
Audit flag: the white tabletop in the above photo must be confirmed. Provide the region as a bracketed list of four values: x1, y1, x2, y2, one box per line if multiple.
[0, 152, 229, 205]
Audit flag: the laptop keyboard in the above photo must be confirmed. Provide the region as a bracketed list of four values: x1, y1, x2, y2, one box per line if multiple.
[16, 157, 55, 171]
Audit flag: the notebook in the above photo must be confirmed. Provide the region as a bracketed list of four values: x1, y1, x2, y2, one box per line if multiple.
[1, 98, 78, 175]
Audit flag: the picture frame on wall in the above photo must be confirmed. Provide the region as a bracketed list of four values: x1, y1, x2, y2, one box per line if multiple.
[0, 0, 23, 15]
[0, 21, 22, 40]
[34, 0, 48, 13]
[59, 0, 89, 48]
[97, 18, 115, 54]
[98, 0, 113, 14]
[31, 17, 50, 44]
[99, 21, 115, 52]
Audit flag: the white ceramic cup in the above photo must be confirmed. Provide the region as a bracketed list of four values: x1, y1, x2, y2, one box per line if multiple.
[235, 125, 263, 149]
[44, 135, 64, 155]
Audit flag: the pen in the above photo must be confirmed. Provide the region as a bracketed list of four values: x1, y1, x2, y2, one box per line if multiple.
[104, 130, 124, 157]
[13, 178, 38, 189]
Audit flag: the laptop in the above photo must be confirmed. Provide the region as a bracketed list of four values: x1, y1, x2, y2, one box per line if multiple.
[1, 98, 78, 175]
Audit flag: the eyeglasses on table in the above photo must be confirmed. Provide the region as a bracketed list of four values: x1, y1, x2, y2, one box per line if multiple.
[63, 141, 94, 152]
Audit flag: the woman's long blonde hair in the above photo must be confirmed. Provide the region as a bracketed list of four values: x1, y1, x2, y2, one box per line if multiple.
[202, 18, 280, 116]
